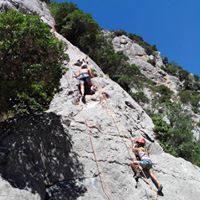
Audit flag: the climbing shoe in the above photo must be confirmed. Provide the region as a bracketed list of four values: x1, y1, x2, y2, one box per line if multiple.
[81, 95, 86, 104]
[157, 185, 163, 195]
[134, 174, 141, 182]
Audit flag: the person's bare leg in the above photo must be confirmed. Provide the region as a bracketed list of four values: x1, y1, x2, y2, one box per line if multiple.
[86, 80, 93, 92]
[149, 169, 162, 192]
[80, 83, 84, 96]
[131, 161, 141, 176]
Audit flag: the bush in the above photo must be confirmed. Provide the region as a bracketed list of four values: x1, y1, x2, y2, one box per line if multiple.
[153, 84, 173, 103]
[164, 62, 190, 82]
[163, 62, 179, 76]
[128, 33, 157, 55]
[147, 58, 156, 66]
[151, 106, 200, 166]
[179, 90, 200, 113]
[113, 29, 127, 37]
[0, 11, 66, 116]
[41, 0, 51, 3]
[50, 3, 155, 93]
[190, 94, 200, 113]
[130, 91, 149, 104]
[179, 90, 192, 103]
[50, 3, 99, 52]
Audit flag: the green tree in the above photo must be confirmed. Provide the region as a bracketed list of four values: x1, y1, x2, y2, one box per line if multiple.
[0, 11, 66, 117]
[152, 103, 200, 166]
[53, 6, 99, 53]
[50, 2, 153, 93]
[50, 2, 78, 32]
[153, 84, 173, 103]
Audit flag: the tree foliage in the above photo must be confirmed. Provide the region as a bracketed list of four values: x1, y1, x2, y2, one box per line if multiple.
[0, 11, 66, 117]
[50, 2, 152, 93]
[50, 2, 200, 167]
[152, 104, 200, 166]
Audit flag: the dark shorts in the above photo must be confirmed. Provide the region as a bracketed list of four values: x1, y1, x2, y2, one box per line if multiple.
[139, 160, 152, 169]
[79, 77, 91, 84]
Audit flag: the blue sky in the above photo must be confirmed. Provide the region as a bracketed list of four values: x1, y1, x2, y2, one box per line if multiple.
[55, 0, 200, 76]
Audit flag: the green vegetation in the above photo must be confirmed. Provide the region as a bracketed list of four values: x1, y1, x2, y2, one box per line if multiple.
[147, 58, 156, 66]
[0, 11, 66, 118]
[162, 62, 200, 113]
[151, 103, 200, 166]
[130, 91, 149, 104]
[49, 2, 200, 166]
[41, 0, 51, 3]
[162, 62, 190, 81]
[50, 2, 153, 93]
[179, 90, 200, 113]
[152, 84, 173, 103]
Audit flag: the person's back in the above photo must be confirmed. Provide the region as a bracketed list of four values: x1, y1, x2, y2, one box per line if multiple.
[137, 147, 151, 161]
[73, 61, 94, 103]
[79, 67, 89, 77]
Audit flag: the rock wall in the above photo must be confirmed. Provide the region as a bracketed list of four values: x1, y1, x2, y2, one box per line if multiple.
[0, 0, 55, 28]
[112, 35, 181, 92]
[0, 112, 86, 200]
[48, 33, 200, 200]
[0, 1, 200, 200]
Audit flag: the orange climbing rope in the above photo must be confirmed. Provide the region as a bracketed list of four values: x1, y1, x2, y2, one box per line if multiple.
[68, 79, 159, 199]
[85, 120, 115, 200]
[98, 88, 159, 200]
[99, 90, 133, 159]
[139, 168, 159, 200]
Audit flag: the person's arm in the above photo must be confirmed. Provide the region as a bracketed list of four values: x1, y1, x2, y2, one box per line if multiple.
[88, 67, 95, 78]
[73, 70, 80, 78]
[132, 144, 139, 154]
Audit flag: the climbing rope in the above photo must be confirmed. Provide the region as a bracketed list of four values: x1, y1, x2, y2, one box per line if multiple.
[66, 77, 158, 199]
[98, 88, 159, 200]
[99, 89, 133, 160]
[85, 120, 115, 200]
[140, 168, 159, 200]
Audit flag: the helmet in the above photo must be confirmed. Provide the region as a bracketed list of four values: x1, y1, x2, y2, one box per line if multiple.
[135, 138, 146, 145]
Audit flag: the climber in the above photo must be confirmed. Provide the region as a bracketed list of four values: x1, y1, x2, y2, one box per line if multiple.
[73, 60, 95, 103]
[131, 137, 163, 195]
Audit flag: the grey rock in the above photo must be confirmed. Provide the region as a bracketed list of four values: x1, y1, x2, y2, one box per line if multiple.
[49, 32, 200, 200]
[0, 0, 55, 28]
[0, 2, 200, 200]
[112, 35, 146, 57]
[112, 35, 181, 92]
[0, 113, 86, 200]
[0, 177, 40, 200]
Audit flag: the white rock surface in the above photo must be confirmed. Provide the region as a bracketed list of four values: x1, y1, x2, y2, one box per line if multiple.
[49, 32, 200, 200]
[0, 0, 55, 28]
[0, 1, 200, 199]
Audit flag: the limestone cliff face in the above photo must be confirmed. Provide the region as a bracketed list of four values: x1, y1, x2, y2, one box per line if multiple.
[0, 1, 200, 200]
[111, 34, 200, 138]
[112, 35, 181, 93]
[48, 32, 200, 200]
[0, 0, 55, 28]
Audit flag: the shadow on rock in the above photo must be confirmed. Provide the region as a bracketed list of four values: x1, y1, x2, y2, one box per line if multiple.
[0, 112, 86, 200]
